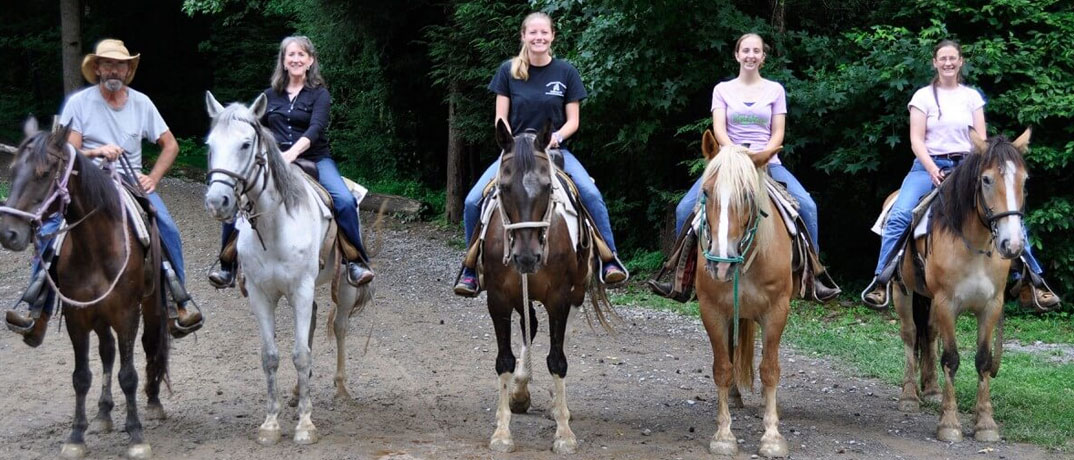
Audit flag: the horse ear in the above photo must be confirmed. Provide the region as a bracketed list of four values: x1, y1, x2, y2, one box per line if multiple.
[751, 145, 782, 168]
[1011, 127, 1032, 154]
[495, 118, 514, 153]
[701, 129, 718, 162]
[251, 93, 268, 119]
[534, 119, 553, 152]
[53, 124, 72, 149]
[206, 91, 225, 119]
[968, 126, 988, 154]
[22, 115, 39, 138]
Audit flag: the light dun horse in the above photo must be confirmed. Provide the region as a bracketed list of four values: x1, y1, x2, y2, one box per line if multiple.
[0, 119, 169, 459]
[694, 130, 792, 457]
[892, 129, 1030, 442]
[482, 120, 613, 454]
[203, 92, 372, 445]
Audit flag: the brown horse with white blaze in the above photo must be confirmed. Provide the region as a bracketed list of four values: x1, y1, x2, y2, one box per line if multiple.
[694, 130, 792, 457]
[481, 119, 611, 454]
[0, 118, 169, 459]
[892, 128, 1030, 443]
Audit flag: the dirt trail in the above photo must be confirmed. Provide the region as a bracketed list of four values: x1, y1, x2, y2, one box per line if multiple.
[0, 178, 1056, 459]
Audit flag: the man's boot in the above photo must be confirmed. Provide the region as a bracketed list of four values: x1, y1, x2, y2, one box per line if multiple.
[5, 309, 50, 348]
[208, 261, 236, 289]
[163, 261, 203, 338]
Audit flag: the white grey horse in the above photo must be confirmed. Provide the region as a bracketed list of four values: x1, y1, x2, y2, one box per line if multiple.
[203, 92, 373, 445]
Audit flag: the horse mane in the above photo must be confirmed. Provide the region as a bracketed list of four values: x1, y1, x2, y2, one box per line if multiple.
[212, 103, 305, 213]
[700, 145, 773, 248]
[19, 130, 120, 220]
[933, 136, 1025, 235]
[507, 132, 538, 173]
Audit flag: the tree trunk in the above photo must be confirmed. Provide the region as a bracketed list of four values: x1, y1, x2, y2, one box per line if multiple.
[60, 0, 82, 95]
[444, 81, 464, 224]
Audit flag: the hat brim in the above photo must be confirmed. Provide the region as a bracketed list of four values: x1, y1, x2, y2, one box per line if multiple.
[81, 53, 140, 85]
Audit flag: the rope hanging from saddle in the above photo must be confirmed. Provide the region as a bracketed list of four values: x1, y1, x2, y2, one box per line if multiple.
[697, 192, 764, 347]
[205, 120, 270, 250]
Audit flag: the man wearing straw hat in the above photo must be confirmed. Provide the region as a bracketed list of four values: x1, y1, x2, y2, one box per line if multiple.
[5, 39, 203, 345]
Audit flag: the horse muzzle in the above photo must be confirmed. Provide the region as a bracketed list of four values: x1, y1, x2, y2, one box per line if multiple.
[0, 218, 32, 252]
[204, 186, 239, 222]
[705, 260, 736, 282]
[512, 253, 543, 274]
[996, 233, 1024, 260]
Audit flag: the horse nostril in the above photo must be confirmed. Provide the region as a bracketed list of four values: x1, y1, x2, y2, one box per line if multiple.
[221, 195, 230, 208]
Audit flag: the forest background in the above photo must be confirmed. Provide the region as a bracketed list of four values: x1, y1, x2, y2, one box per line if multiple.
[2, 0, 1071, 303]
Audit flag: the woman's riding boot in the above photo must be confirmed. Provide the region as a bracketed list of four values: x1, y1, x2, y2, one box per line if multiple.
[861, 277, 890, 310]
[346, 260, 374, 286]
[5, 310, 50, 348]
[454, 266, 479, 297]
[208, 260, 236, 289]
[1012, 272, 1062, 312]
[812, 278, 841, 302]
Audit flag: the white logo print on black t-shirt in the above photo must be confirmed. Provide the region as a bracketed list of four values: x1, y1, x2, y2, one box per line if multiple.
[545, 81, 566, 97]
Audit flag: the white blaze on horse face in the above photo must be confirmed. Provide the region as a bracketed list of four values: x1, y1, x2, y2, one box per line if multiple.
[997, 160, 1024, 250]
[717, 182, 732, 258]
[522, 170, 542, 199]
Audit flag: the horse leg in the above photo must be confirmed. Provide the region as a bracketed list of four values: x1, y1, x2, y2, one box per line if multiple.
[61, 318, 92, 459]
[117, 313, 151, 459]
[726, 332, 744, 408]
[509, 301, 537, 414]
[89, 323, 115, 434]
[920, 324, 942, 404]
[290, 300, 317, 408]
[758, 312, 790, 458]
[489, 299, 517, 453]
[972, 302, 1003, 442]
[894, 290, 921, 412]
[702, 315, 737, 456]
[548, 303, 577, 454]
[141, 296, 168, 421]
[290, 288, 318, 445]
[250, 289, 282, 446]
[332, 297, 354, 401]
[933, 299, 964, 442]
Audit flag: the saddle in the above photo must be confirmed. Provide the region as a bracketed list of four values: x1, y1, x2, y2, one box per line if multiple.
[653, 176, 838, 302]
[460, 151, 619, 291]
[871, 189, 939, 297]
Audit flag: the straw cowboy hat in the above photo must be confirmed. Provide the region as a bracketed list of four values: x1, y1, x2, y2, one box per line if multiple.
[80, 39, 140, 84]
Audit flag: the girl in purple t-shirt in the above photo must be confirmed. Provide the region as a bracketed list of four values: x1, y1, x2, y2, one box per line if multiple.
[653, 33, 839, 302]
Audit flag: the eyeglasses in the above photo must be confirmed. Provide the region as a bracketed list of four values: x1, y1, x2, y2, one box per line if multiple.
[98, 60, 130, 69]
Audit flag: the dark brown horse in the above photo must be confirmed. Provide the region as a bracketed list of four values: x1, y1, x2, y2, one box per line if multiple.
[693, 130, 792, 457]
[0, 119, 169, 459]
[481, 120, 612, 454]
[892, 129, 1030, 443]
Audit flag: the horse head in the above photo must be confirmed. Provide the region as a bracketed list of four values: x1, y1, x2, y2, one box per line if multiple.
[203, 91, 270, 222]
[960, 127, 1031, 259]
[495, 118, 554, 274]
[698, 130, 780, 281]
[0, 117, 74, 251]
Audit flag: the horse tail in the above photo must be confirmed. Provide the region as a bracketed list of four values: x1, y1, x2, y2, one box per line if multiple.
[142, 224, 171, 395]
[990, 312, 1004, 377]
[911, 294, 931, 364]
[367, 199, 389, 258]
[733, 319, 755, 393]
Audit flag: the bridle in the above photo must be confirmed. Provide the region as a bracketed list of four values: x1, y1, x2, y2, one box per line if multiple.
[0, 143, 78, 230]
[496, 146, 556, 266]
[205, 119, 272, 249]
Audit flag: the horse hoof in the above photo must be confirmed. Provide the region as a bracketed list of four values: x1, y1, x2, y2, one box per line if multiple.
[257, 427, 281, 446]
[127, 443, 152, 459]
[89, 417, 113, 434]
[937, 426, 963, 442]
[510, 395, 531, 414]
[897, 399, 920, 412]
[489, 437, 516, 453]
[759, 438, 790, 458]
[145, 404, 167, 421]
[552, 437, 578, 454]
[922, 391, 942, 404]
[294, 428, 319, 445]
[708, 439, 738, 456]
[60, 443, 87, 458]
[975, 429, 1000, 442]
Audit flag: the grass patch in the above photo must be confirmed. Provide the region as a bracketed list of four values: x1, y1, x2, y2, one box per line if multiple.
[615, 288, 1074, 450]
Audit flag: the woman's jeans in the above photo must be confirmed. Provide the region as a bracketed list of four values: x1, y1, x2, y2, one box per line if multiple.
[463, 148, 617, 253]
[874, 157, 1044, 276]
[675, 164, 820, 249]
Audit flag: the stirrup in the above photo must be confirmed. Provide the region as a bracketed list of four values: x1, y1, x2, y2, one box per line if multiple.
[5, 310, 36, 334]
[1011, 273, 1061, 313]
[861, 277, 891, 310]
[170, 300, 204, 339]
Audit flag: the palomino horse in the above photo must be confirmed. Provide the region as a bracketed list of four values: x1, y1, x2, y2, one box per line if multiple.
[892, 129, 1030, 442]
[0, 119, 170, 459]
[482, 120, 613, 453]
[694, 130, 792, 457]
[203, 92, 373, 446]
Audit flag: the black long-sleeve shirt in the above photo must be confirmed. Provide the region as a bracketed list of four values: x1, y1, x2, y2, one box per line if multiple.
[261, 85, 331, 161]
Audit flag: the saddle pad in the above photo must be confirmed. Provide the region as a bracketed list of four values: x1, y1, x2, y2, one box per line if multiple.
[691, 175, 801, 239]
[477, 168, 582, 249]
[871, 189, 937, 239]
[118, 185, 152, 248]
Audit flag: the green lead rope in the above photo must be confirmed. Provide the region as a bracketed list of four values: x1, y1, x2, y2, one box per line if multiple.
[697, 192, 763, 346]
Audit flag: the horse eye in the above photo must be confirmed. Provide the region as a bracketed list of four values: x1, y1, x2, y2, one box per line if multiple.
[241, 142, 251, 150]
[982, 175, 994, 186]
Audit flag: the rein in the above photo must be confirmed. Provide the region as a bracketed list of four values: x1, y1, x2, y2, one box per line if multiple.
[697, 190, 765, 346]
[206, 120, 271, 250]
[0, 143, 133, 308]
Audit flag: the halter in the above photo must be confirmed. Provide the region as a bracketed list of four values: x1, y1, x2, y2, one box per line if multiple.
[205, 119, 271, 249]
[697, 187, 765, 346]
[955, 160, 1025, 257]
[496, 148, 556, 266]
[0, 142, 133, 308]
